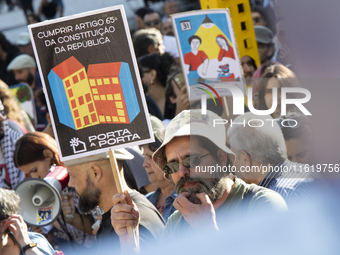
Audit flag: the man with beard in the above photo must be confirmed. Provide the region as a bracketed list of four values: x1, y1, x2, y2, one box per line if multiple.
[64, 149, 165, 254]
[111, 110, 287, 245]
[7, 54, 46, 131]
[162, 18, 174, 37]
[144, 10, 179, 60]
[254, 26, 275, 65]
[241, 55, 257, 85]
[0, 100, 24, 190]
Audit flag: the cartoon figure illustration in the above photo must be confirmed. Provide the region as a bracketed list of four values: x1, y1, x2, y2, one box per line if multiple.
[176, 12, 242, 86]
[184, 35, 209, 85]
[37, 207, 52, 224]
[217, 64, 235, 81]
[216, 34, 235, 61]
[9, 83, 36, 127]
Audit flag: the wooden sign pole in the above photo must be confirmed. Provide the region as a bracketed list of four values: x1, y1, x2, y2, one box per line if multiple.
[108, 149, 138, 248]
[222, 96, 230, 120]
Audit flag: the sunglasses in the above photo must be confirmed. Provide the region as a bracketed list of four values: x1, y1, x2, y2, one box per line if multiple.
[145, 19, 160, 27]
[163, 153, 210, 175]
[253, 16, 263, 23]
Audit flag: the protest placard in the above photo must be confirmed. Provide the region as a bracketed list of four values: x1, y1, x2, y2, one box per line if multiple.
[172, 9, 246, 102]
[9, 83, 36, 128]
[28, 5, 153, 161]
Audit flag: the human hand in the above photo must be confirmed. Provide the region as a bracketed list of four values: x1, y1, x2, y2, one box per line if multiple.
[174, 85, 190, 115]
[7, 214, 32, 247]
[173, 192, 218, 232]
[61, 192, 76, 224]
[110, 190, 140, 245]
[279, 45, 295, 66]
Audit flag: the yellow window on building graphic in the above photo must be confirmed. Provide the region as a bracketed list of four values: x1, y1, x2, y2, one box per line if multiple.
[92, 88, 98, 94]
[100, 95, 106, 100]
[103, 78, 110, 84]
[99, 116, 105, 122]
[90, 79, 96, 87]
[119, 117, 126, 122]
[107, 94, 113, 100]
[97, 79, 102, 85]
[94, 95, 100, 100]
[105, 116, 111, 122]
[112, 77, 119, 84]
[112, 116, 118, 122]
[115, 102, 123, 108]
[117, 109, 125, 116]
[114, 93, 121, 100]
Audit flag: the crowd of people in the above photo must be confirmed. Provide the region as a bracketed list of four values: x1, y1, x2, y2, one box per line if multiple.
[3, 0, 63, 23]
[0, 0, 330, 254]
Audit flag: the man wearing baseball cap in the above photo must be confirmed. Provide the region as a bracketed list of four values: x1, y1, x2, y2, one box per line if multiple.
[7, 54, 47, 131]
[63, 149, 165, 254]
[254, 25, 275, 65]
[111, 110, 287, 246]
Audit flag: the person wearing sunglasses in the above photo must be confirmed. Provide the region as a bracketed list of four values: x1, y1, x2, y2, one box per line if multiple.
[280, 112, 312, 165]
[110, 110, 287, 247]
[143, 9, 179, 60]
[228, 112, 318, 207]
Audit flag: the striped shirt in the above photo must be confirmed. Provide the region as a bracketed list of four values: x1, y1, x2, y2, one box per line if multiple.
[258, 160, 318, 207]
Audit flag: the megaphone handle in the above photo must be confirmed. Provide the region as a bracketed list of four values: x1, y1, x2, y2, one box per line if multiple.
[108, 149, 138, 248]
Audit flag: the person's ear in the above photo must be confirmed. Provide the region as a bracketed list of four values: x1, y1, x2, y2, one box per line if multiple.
[149, 69, 157, 81]
[30, 66, 36, 75]
[164, 172, 170, 180]
[43, 148, 54, 159]
[217, 150, 229, 166]
[0, 220, 8, 233]
[89, 163, 103, 182]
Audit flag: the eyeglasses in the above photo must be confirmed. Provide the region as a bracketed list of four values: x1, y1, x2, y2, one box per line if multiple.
[257, 43, 269, 49]
[145, 19, 160, 27]
[163, 153, 210, 175]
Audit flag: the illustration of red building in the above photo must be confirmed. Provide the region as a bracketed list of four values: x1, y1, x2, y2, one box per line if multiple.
[48, 56, 99, 130]
[48, 57, 140, 130]
[87, 62, 130, 124]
